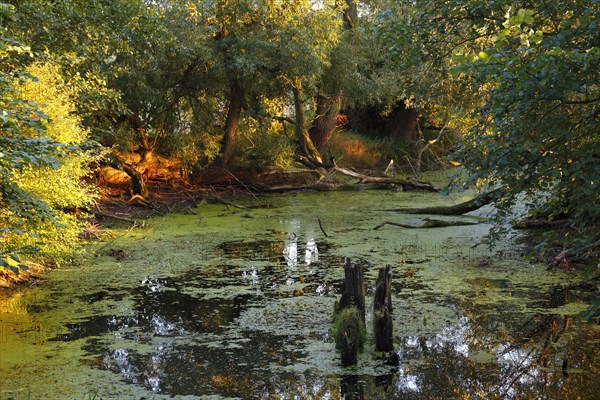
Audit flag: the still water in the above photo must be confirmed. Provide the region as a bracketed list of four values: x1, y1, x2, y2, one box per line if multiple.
[1, 190, 598, 399]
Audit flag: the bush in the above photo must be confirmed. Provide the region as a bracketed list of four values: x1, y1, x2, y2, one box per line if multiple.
[1, 61, 99, 270]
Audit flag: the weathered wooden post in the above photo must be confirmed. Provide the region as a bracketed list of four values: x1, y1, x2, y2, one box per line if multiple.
[337, 257, 366, 320]
[333, 257, 366, 366]
[374, 265, 394, 352]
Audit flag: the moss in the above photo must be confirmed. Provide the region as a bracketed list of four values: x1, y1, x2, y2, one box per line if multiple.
[332, 307, 366, 351]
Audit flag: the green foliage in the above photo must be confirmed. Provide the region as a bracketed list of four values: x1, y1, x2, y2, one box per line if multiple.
[450, 2, 599, 248]
[380, 0, 599, 253]
[1, 5, 98, 271]
[237, 116, 295, 170]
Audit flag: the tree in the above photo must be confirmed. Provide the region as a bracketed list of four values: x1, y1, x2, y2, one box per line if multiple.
[454, 2, 599, 252]
[1, 3, 97, 272]
[308, 0, 358, 152]
[383, 0, 599, 254]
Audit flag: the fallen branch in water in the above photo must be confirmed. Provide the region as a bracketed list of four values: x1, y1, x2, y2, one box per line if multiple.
[331, 166, 439, 192]
[374, 218, 479, 230]
[94, 210, 137, 225]
[394, 189, 502, 215]
[206, 190, 249, 210]
[318, 217, 329, 237]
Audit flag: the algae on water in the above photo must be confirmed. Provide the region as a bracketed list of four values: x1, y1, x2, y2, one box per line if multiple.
[0, 190, 598, 399]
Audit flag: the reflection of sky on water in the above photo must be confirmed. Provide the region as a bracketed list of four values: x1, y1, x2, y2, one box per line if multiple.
[44, 236, 597, 400]
[282, 217, 319, 267]
[283, 236, 319, 267]
[283, 235, 297, 267]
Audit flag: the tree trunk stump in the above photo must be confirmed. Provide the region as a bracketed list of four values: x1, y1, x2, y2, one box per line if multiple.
[337, 257, 366, 321]
[334, 257, 366, 366]
[374, 265, 394, 352]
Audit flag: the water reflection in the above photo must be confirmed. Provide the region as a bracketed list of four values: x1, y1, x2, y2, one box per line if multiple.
[49, 258, 599, 399]
[283, 233, 298, 267]
[305, 238, 319, 265]
[7, 191, 596, 400]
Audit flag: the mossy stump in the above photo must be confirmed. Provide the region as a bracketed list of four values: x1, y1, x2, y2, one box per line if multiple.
[337, 257, 366, 320]
[374, 265, 394, 352]
[333, 257, 366, 366]
[333, 308, 366, 366]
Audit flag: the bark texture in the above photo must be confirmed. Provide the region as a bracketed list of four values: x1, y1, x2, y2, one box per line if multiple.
[374, 265, 394, 352]
[104, 154, 149, 198]
[219, 80, 244, 167]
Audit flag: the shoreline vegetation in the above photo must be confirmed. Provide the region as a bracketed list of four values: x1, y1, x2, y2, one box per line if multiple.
[2, 161, 597, 290]
[1, 1, 598, 293]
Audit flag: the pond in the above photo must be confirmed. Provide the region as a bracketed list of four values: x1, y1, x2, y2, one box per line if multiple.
[1, 189, 598, 399]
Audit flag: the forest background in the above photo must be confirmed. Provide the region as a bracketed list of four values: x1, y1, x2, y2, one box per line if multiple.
[0, 0, 597, 279]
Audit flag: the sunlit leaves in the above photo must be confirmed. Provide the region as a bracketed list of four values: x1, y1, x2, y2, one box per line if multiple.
[1, 8, 99, 271]
[451, 1, 600, 248]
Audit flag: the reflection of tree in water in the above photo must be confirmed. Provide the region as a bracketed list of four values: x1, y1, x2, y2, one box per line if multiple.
[369, 284, 600, 399]
[324, 283, 598, 399]
[51, 250, 598, 399]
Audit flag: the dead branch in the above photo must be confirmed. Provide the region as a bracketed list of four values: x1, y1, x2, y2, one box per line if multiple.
[395, 189, 502, 215]
[414, 121, 448, 178]
[94, 210, 137, 225]
[318, 217, 329, 237]
[331, 166, 439, 192]
[374, 218, 479, 230]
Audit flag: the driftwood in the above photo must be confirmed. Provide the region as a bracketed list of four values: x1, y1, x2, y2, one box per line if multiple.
[332, 166, 439, 192]
[374, 265, 394, 352]
[333, 257, 366, 366]
[374, 218, 479, 230]
[396, 188, 501, 215]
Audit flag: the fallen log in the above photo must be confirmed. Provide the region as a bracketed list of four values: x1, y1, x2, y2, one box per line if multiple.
[263, 182, 366, 192]
[94, 210, 137, 225]
[374, 218, 479, 230]
[332, 166, 439, 192]
[395, 188, 501, 215]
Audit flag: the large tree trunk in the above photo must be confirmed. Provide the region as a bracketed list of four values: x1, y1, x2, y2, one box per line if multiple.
[346, 102, 420, 140]
[124, 114, 154, 163]
[307, 1, 357, 153]
[293, 83, 324, 168]
[343, 0, 358, 29]
[219, 79, 244, 167]
[104, 154, 149, 198]
[308, 94, 342, 152]
[137, 127, 153, 163]
[333, 257, 366, 366]
[386, 102, 420, 140]
[374, 265, 394, 352]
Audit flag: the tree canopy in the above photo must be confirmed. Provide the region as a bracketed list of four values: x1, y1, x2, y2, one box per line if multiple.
[1, 0, 598, 272]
